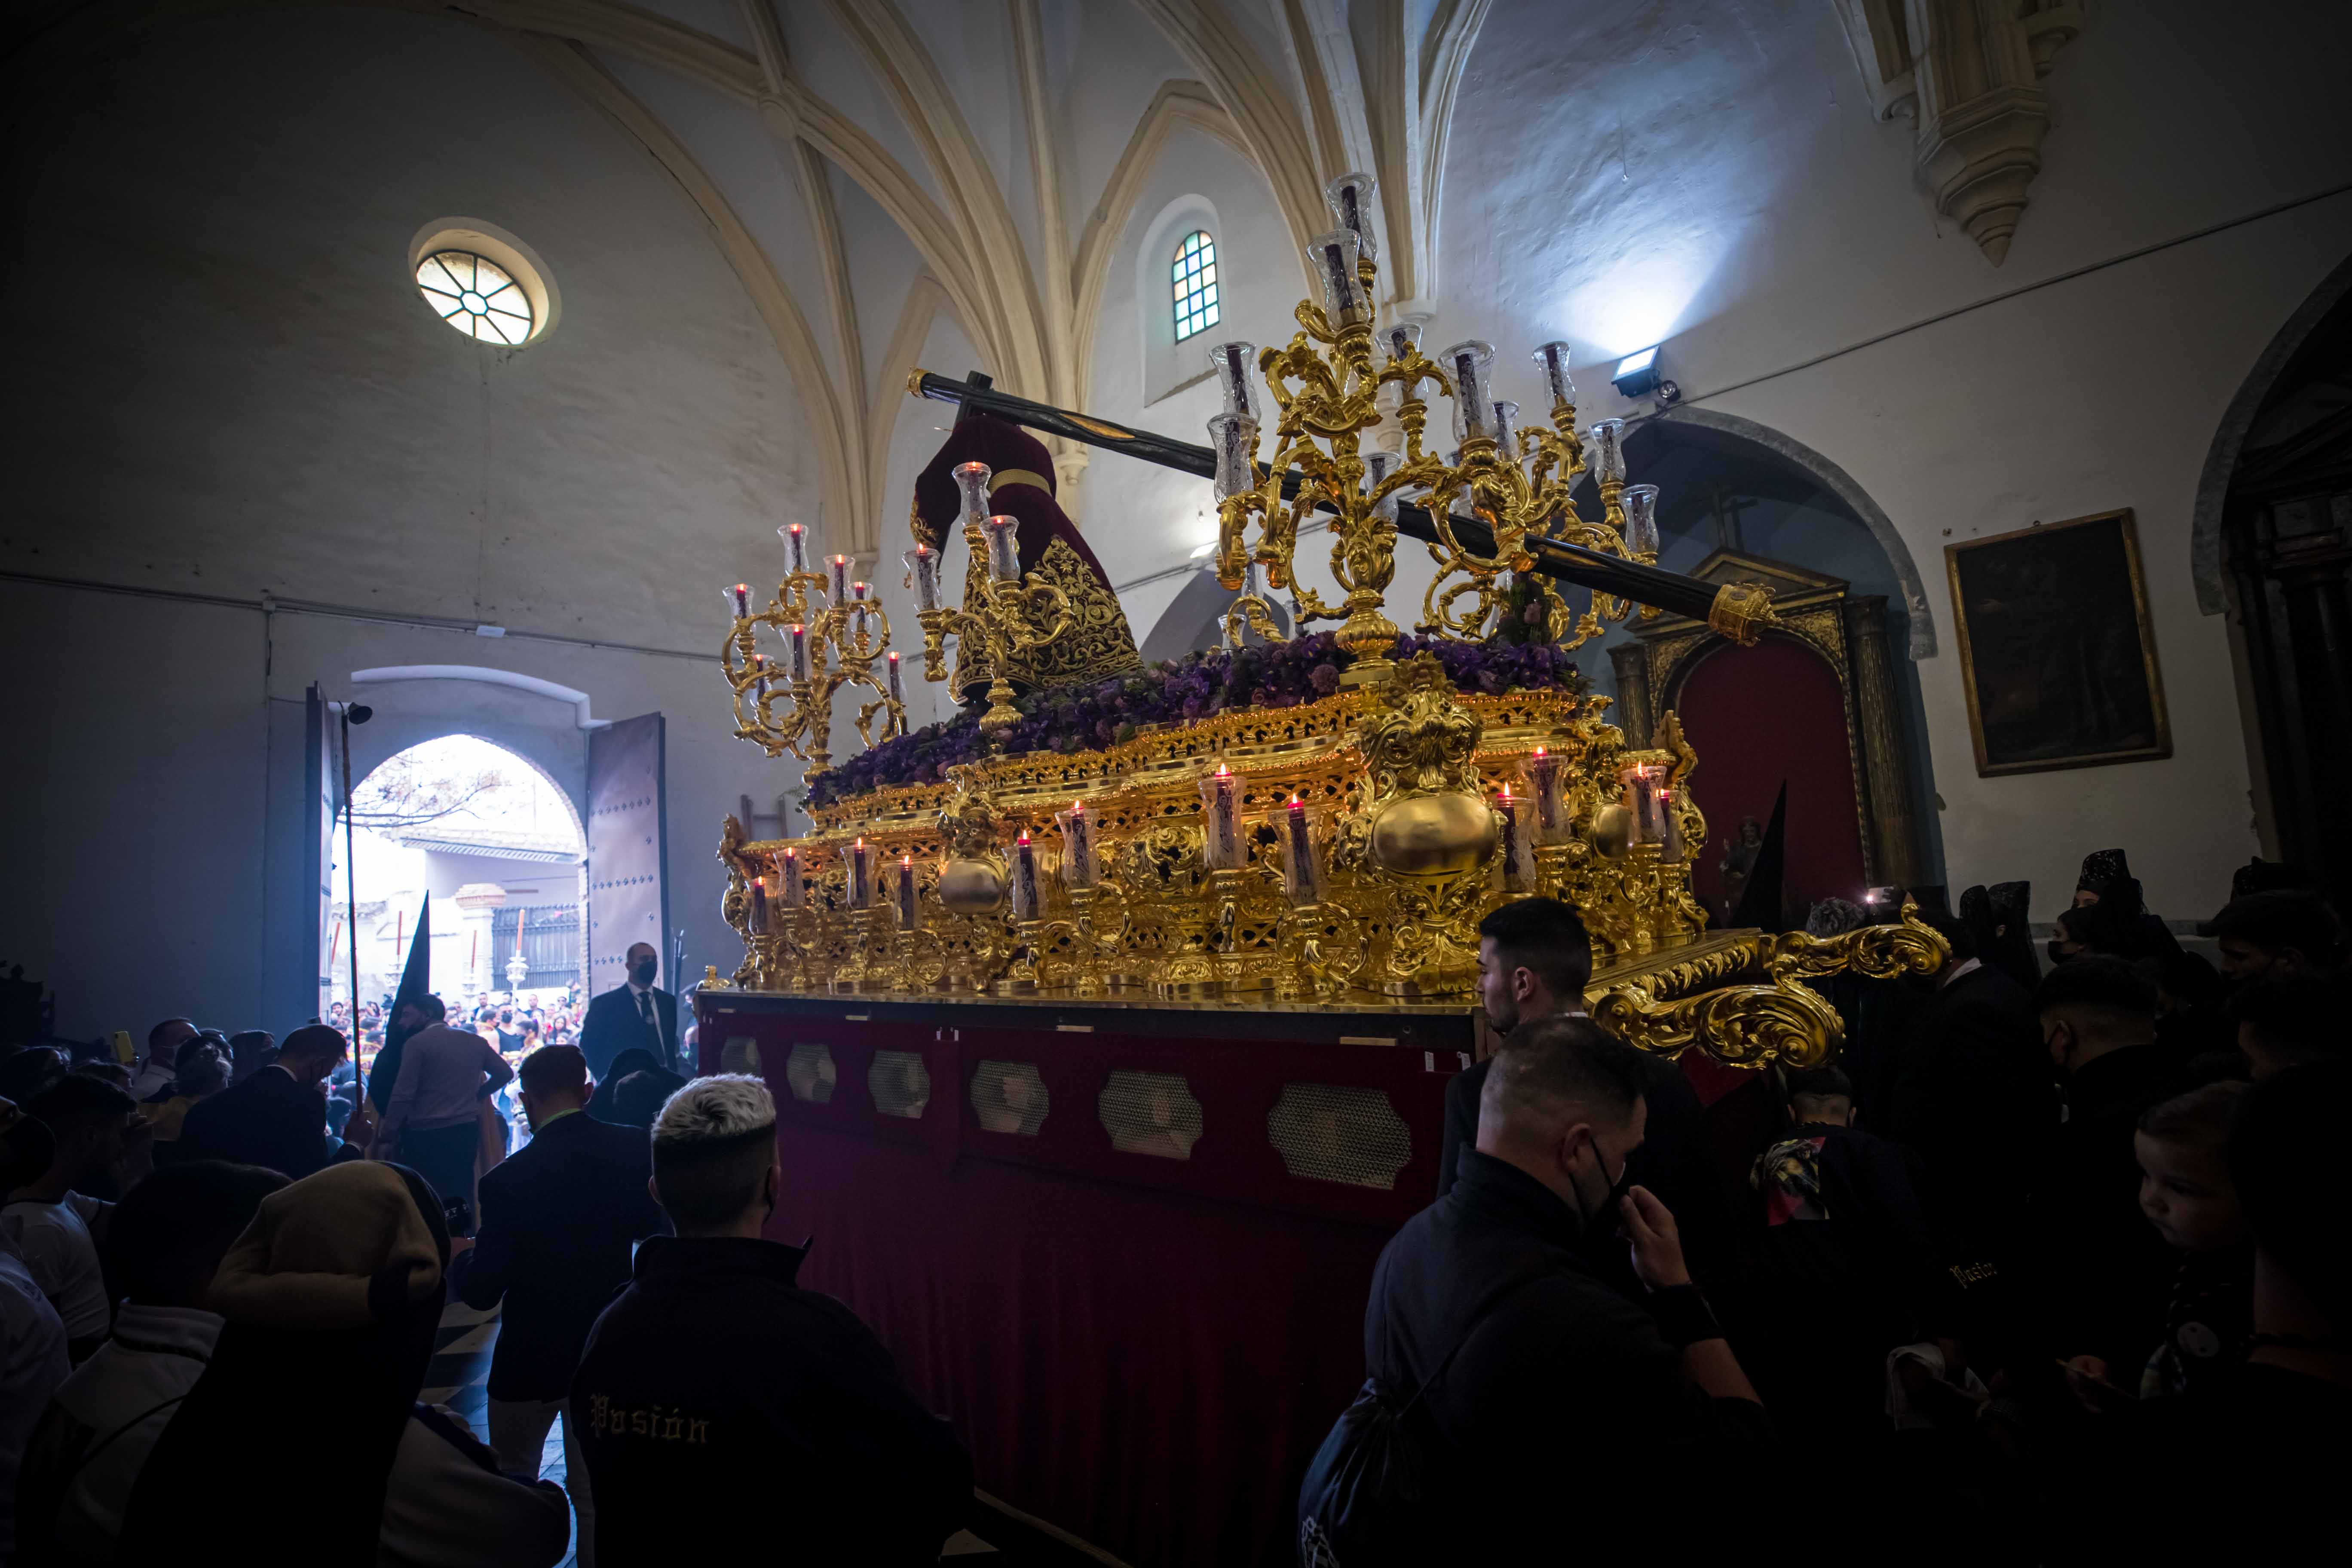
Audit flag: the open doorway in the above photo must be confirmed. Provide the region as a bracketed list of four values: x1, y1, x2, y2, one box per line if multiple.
[325, 735, 587, 1072]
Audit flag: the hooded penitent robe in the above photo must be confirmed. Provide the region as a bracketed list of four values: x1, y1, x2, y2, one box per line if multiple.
[909, 408, 1145, 701]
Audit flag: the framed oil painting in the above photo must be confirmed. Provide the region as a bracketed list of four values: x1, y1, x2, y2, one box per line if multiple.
[1946, 508, 2171, 776]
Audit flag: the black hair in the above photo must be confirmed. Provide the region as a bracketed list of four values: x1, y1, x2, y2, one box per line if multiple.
[147, 1017, 194, 1053]
[278, 1023, 349, 1062]
[612, 1071, 670, 1128]
[27, 1071, 137, 1129]
[1786, 1066, 1855, 1104]
[1921, 909, 1978, 963]
[2198, 890, 2343, 962]
[2034, 952, 2156, 1017]
[2229, 975, 2343, 1068]
[2230, 1061, 2352, 1320]
[173, 1043, 230, 1099]
[2138, 1080, 2248, 1148]
[518, 1044, 589, 1098]
[1482, 1014, 1648, 1131]
[106, 1161, 288, 1305]
[1475, 898, 1594, 1000]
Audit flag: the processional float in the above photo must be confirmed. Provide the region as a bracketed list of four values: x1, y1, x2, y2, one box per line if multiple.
[703, 172, 1941, 1071]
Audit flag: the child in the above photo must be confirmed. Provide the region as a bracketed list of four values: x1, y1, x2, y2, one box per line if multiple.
[2063, 1080, 2251, 1405]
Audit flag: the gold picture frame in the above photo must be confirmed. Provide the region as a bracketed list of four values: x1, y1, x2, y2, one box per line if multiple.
[1946, 508, 2171, 777]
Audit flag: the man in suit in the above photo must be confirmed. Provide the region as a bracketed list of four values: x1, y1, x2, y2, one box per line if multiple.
[176, 1024, 374, 1180]
[579, 944, 678, 1080]
[451, 1046, 662, 1567]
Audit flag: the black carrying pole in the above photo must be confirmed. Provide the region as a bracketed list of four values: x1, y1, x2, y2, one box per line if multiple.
[911, 370, 1726, 624]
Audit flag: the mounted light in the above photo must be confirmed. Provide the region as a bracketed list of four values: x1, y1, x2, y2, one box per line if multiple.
[1611, 345, 1662, 398]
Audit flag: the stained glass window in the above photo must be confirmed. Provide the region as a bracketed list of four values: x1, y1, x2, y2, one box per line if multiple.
[416, 250, 533, 346]
[1172, 230, 1219, 342]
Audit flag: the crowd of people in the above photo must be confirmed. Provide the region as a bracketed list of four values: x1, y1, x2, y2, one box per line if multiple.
[0, 859, 2345, 1563]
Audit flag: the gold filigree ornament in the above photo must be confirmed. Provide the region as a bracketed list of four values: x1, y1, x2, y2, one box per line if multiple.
[719, 544, 907, 781]
[914, 462, 1075, 731]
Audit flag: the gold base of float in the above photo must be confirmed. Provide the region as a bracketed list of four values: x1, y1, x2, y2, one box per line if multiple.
[714, 655, 1943, 1071]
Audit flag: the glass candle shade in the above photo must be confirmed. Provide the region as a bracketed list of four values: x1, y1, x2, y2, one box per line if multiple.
[1495, 787, 1536, 893]
[780, 523, 808, 576]
[1305, 227, 1367, 319]
[1323, 171, 1378, 261]
[953, 461, 993, 528]
[1441, 340, 1496, 443]
[1283, 794, 1320, 905]
[895, 857, 920, 931]
[1364, 450, 1400, 523]
[1491, 399, 1520, 460]
[908, 544, 941, 611]
[749, 875, 771, 936]
[1658, 787, 1686, 863]
[749, 653, 770, 701]
[1620, 764, 1666, 846]
[781, 848, 804, 909]
[725, 582, 750, 619]
[1058, 802, 1099, 889]
[1531, 342, 1575, 410]
[1381, 320, 1423, 367]
[1621, 484, 1661, 556]
[886, 651, 904, 703]
[1210, 340, 1261, 422]
[1012, 831, 1041, 921]
[828, 555, 850, 606]
[1200, 765, 1243, 871]
[1209, 413, 1259, 502]
[1528, 747, 1568, 844]
[786, 623, 808, 682]
[985, 514, 1021, 582]
[845, 839, 874, 909]
[1587, 418, 1626, 485]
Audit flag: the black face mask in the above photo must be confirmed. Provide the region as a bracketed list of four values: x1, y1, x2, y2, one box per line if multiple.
[1568, 1133, 1635, 1227]
[629, 959, 658, 987]
[2047, 939, 2070, 965]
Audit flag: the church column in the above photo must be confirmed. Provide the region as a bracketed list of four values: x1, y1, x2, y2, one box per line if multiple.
[1843, 596, 1921, 888]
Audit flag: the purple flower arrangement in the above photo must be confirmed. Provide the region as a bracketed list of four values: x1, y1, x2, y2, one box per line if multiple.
[804, 632, 1587, 810]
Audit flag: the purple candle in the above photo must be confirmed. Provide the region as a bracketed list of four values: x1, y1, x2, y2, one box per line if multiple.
[781, 523, 807, 576]
[787, 623, 808, 682]
[750, 875, 771, 935]
[1013, 831, 1041, 920]
[910, 544, 940, 611]
[1285, 794, 1318, 904]
[886, 650, 904, 702]
[781, 848, 803, 908]
[829, 554, 850, 605]
[896, 856, 919, 930]
[725, 582, 750, 618]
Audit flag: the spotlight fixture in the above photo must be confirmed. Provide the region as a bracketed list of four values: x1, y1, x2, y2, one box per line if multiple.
[1611, 345, 1662, 399]
[347, 703, 374, 725]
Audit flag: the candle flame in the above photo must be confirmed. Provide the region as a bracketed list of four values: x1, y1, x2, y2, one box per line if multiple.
[1018, 830, 1031, 845]
[1289, 793, 1302, 807]
[790, 622, 804, 634]
[788, 524, 801, 536]
[784, 848, 796, 860]
[833, 555, 847, 565]
[1534, 745, 1547, 759]
[1500, 784, 1511, 802]
[1215, 763, 1231, 777]
[888, 650, 899, 662]
[855, 837, 864, 848]
[901, 854, 911, 867]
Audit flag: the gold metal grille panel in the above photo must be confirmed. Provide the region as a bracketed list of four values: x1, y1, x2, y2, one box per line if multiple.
[1099, 1070, 1204, 1160]
[970, 1060, 1050, 1136]
[1266, 1084, 1411, 1190]
[868, 1049, 932, 1119]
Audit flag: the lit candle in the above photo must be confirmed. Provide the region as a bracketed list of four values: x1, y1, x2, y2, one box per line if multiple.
[780, 522, 807, 576]
[750, 651, 770, 701]
[985, 514, 1020, 582]
[1202, 763, 1242, 870]
[1623, 764, 1663, 845]
[1529, 746, 1565, 843]
[886, 650, 904, 702]
[829, 555, 850, 605]
[787, 623, 808, 682]
[725, 582, 750, 618]
[896, 855, 919, 930]
[1285, 793, 1318, 905]
[1062, 800, 1097, 889]
[781, 847, 803, 908]
[953, 461, 993, 527]
[749, 874, 771, 935]
[910, 544, 940, 611]
[1659, 787, 1685, 863]
[846, 838, 872, 908]
[1013, 830, 1041, 921]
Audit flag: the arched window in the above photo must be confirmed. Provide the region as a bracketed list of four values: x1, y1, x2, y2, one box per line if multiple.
[1172, 230, 1219, 342]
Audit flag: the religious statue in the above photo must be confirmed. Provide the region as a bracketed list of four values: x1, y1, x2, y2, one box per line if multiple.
[909, 407, 1145, 702]
[1718, 815, 1764, 923]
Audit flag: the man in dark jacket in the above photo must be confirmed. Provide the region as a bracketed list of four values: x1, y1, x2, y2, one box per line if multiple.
[451, 1046, 662, 1563]
[578, 944, 680, 1079]
[1366, 1017, 1771, 1557]
[2033, 956, 2177, 1372]
[176, 1024, 374, 1180]
[1438, 899, 1724, 1283]
[570, 1075, 971, 1565]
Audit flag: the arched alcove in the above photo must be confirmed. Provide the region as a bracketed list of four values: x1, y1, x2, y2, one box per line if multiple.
[1135, 194, 1225, 406]
[1137, 567, 1293, 665]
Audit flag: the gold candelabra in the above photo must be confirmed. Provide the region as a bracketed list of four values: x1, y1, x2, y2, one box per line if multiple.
[913, 462, 1075, 731]
[1204, 171, 1664, 681]
[720, 527, 907, 780]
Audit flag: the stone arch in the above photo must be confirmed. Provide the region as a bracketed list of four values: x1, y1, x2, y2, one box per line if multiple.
[346, 666, 600, 839]
[1636, 404, 1939, 658]
[2190, 247, 2352, 615]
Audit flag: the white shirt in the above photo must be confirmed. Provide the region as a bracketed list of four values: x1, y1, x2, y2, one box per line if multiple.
[130, 1061, 176, 1101]
[30, 1302, 221, 1558]
[0, 1194, 112, 1339]
[379, 1406, 572, 1567]
[0, 1240, 70, 1560]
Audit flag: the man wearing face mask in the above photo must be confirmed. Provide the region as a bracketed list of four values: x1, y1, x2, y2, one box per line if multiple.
[570, 1076, 971, 1565]
[1361, 1017, 1769, 1554]
[580, 943, 679, 1080]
